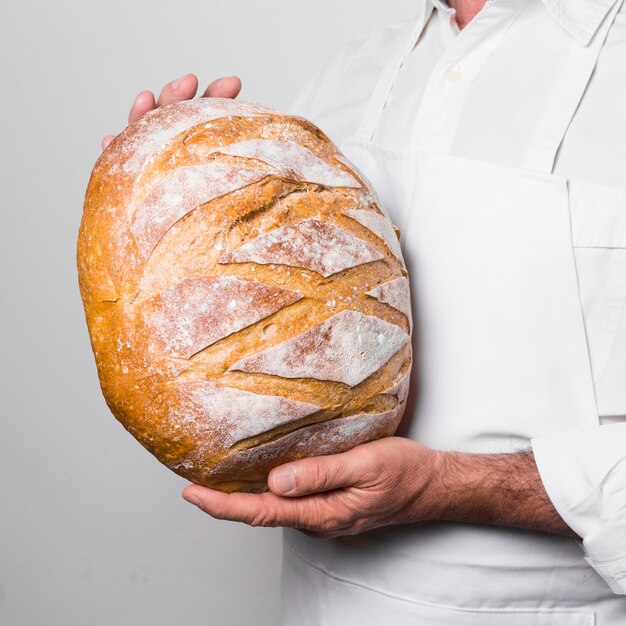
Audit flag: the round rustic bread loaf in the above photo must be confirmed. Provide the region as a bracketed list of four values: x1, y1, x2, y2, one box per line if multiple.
[77, 98, 412, 492]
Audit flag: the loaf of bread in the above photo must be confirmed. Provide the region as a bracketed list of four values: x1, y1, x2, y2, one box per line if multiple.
[77, 98, 412, 492]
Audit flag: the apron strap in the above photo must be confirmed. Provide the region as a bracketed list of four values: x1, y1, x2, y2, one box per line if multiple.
[523, 0, 624, 173]
[355, 1, 433, 142]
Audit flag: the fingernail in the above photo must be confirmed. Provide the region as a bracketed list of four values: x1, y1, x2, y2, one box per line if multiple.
[215, 76, 236, 86]
[171, 75, 186, 90]
[272, 467, 296, 494]
[183, 493, 203, 509]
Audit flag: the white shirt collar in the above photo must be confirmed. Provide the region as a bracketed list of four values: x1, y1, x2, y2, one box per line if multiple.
[428, 0, 618, 45]
[541, 0, 618, 45]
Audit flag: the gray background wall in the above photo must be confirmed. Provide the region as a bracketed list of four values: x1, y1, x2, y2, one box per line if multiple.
[1, 2, 416, 624]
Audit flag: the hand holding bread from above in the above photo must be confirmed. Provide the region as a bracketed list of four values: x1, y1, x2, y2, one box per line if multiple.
[101, 73, 242, 151]
[79, 96, 412, 492]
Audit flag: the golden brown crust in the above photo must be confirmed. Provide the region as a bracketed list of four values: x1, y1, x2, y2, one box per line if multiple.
[77, 98, 412, 491]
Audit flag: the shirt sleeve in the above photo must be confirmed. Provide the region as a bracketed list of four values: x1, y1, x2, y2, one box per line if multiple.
[531, 422, 626, 594]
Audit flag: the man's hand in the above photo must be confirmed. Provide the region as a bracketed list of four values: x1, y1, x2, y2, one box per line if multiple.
[183, 438, 442, 539]
[182, 437, 578, 540]
[101, 73, 242, 151]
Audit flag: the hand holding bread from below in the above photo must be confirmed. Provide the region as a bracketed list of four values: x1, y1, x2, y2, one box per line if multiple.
[78, 98, 412, 492]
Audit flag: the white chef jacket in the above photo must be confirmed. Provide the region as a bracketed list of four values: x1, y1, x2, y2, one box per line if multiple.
[287, 0, 626, 595]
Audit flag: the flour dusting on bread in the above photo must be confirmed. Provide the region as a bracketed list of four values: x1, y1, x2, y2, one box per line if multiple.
[78, 98, 412, 491]
[230, 310, 409, 387]
[142, 276, 302, 358]
[170, 380, 320, 449]
[118, 98, 277, 176]
[210, 140, 360, 188]
[366, 277, 412, 328]
[215, 407, 403, 479]
[131, 163, 272, 256]
[343, 208, 404, 262]
[220, 218, 384, 277]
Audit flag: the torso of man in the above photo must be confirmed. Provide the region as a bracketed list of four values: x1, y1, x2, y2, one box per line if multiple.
[283, 1, 626, 624]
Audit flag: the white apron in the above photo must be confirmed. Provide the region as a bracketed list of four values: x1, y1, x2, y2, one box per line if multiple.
[282, 2, 626, 624]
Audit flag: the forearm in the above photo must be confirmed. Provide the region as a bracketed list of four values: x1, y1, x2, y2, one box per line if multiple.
[422, 449, 578, 538]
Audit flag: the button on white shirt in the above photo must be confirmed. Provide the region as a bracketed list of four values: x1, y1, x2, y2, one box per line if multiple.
[288, 0, 626, 595]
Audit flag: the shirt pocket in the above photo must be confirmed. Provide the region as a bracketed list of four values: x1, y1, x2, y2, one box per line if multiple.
[569, 180, 626, 417]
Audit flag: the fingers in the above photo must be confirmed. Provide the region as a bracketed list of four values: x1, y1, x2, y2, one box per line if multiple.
[131, 73, 198, 125]
[101, 73, 240, 152]
[102, 90, 157, 152]
[202, 76, 242, 99]
[268, 448, 371, 497]
[182, 485, 319, 529]
[156, 73, 198, 108]
[101, 135, 116, 151]
[128, 90, 157, 125]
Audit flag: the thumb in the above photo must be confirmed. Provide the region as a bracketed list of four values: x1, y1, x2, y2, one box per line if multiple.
[268, 451, 365, 497]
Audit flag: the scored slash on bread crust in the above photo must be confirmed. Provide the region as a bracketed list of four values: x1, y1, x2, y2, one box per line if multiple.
[141, 276, 303, 358]
[208, 139, 361, 188]
[366, 277, 412, 329]
[207, 406, 404, 491]
[381, 368, 411, 403]
[229, 310, 409, 387]
[219, 218, 384, 278]
[343, 208, 404, 263]
[77, 98, 412, 491]
[131, 162, 273, 257]
[167, 380, 322, 451]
